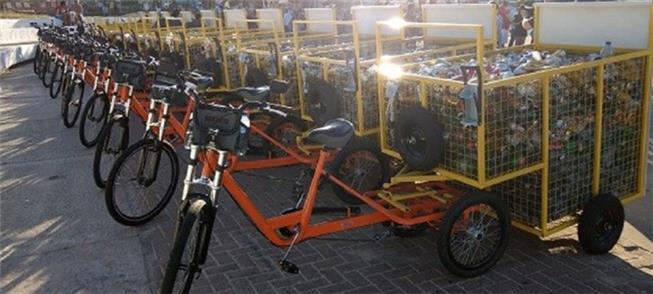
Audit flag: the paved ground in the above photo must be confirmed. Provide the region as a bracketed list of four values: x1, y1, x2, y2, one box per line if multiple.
[1, 64, 652, 293]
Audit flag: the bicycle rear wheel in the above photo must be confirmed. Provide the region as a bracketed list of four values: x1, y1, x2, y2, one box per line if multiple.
[93, 116, 130, 189]
[38, 54, 49, 83]
[105, 139, 179, 226]
[79, 92, 109, 147]
[161, 198, 211, 294]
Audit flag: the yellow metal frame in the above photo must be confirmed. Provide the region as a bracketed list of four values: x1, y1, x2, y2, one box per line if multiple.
[377, 18, 653, 238]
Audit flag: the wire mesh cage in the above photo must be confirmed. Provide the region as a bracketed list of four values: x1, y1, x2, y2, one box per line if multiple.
[377, 6, 652, 237]
[294, 19, 489, 136]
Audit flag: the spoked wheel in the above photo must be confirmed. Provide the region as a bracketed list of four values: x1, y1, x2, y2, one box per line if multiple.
[38, 54, 50, 83]
[330, 138, 389, 204]
[33, 48, 43, 75]
[578, 193, 624, 254]
[161, 198, 212, 294]
[42, 56, 55, 88]
[437, 192, 510, 277]
[262, 116, 307, 157]
[105, 139, 179, 226]
[49, 62, 64, 98]
[93, 116, 130, 189]
[61, 80, 85, 128]
[79, 92, 109, 147]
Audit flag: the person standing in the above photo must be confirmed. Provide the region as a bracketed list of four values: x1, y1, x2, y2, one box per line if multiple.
[55, 1, 67, 21]
[508, 5, 528, 46]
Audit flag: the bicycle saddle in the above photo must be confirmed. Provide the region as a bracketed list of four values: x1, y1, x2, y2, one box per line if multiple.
[233, 86, 270, 102]
[307, 118, 354, 149]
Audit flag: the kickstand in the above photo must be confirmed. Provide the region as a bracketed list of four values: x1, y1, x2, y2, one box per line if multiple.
[278, 230, 301, 274]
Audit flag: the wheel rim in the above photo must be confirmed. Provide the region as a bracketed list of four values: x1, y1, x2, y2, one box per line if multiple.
[594, 210, 620, 245]
[112, 143, 175, 221]
[448, 204, 503, 269]
[402, 126, 428, 159]
[66, 84, 82, 123]
[100, 124, 127, 181]
[338, 150, 383, 192]
[84, 96, 108, 142]
[173, 219, 201, 294]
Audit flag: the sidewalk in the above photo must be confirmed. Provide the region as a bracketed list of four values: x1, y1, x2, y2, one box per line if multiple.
[1, 64, 652, 293]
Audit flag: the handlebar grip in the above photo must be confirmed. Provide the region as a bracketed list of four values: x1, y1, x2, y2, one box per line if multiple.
[263, 106, 288, 118]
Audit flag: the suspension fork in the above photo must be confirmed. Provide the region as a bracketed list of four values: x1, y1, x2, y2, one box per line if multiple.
[137, 100, 171, 185]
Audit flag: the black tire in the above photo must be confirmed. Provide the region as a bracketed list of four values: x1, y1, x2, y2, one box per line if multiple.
[262, 115, 307, 158]
[305, 77, 340, 125]
[330, 137, 390, 204]
[61, 80, 85, 128]
[38, 54, 49, 83]
[578, 193, 624, 255]
[33, 48, 42, 75]
[437, 191, 510, 278]
[396, 106, 444, 171]
[42, 56, 55, 87]
[49, 61, 64, 98]
[245, 66, 269, 87]
[79, 92, 109, 147]
[161, 198, 211, 294]
[93, 116, 130, 189]
[105, 139, 179, 226]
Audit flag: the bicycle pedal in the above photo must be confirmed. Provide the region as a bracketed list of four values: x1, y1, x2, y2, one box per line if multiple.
[278, 260, 299, 274]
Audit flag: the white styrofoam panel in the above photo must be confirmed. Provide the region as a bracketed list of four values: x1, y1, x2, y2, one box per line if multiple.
[536, 2, 651, 49]
[180, 11, 194, 23]
[200, 10, 218, 28]
[351, 5, 403, 37]
[304, 8, 335, 33]
[0, 44, 37, 72]
[256, 8, 283, 32]
[0, 28, 38, 46]
[224, 9, 247, 29]
[422, 4, 494, 40]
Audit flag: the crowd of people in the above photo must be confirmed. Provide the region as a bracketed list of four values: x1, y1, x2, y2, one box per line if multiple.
[493, 1, 534, 47]
[49, 0, 534, 48]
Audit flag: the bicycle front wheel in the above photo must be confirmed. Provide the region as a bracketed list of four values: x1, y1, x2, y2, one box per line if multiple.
[61, 80, 85, 128]
[161, 198, 210, 294]
[49, 62, 64, 98]
[79, 92, 109, 147]
[42, 57, 55, 88]
[93, 116, 130, 188]
[105, 139, 179, 226]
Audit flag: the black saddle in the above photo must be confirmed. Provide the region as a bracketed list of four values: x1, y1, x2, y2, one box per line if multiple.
[233, 86, 270, 102]
[307, 118, 354, 149]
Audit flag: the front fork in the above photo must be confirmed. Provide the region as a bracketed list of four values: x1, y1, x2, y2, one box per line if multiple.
[136, 100, 171, 186]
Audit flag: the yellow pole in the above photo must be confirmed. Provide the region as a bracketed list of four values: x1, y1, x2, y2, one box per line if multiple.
[638, 52, 652, 195]
[476, 26, 486, 184]
[375, 22, 387, 153]
[353, 22, 364, 134]
[540, 76, 550, 237]
[534, 6, 540, 47]
[592, 65, 605, 196]
[293, 21, 306, 118]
